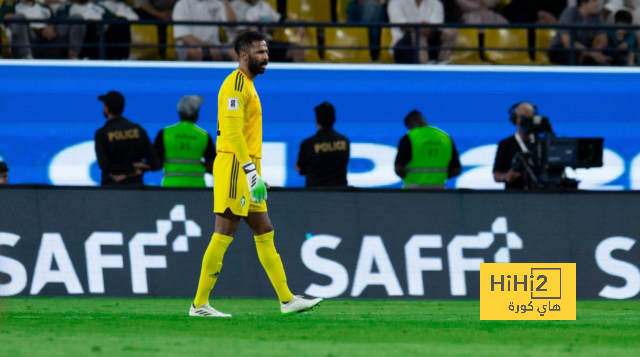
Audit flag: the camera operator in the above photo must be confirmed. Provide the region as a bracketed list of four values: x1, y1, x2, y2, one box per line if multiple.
[493, 102, 537, 189]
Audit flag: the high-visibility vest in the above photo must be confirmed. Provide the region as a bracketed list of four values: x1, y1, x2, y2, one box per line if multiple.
[403, 126, 453, 189]
[162, 121, 209, 188]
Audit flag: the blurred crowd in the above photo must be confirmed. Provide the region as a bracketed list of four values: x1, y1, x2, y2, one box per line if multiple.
[0, 0, 638, 65]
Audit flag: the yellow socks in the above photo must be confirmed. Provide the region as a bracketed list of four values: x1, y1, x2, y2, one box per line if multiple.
[255, 231, 294, 302]
[193, 233, 233, 307]
[194, 231, 293, 306]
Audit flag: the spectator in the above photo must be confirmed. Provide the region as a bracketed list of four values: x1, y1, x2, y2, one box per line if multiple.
[493, 102, 536, 190]
[388, 0, 458, 64]
[346, 0, 388, 60]
[154, 95, 216, 187]
[501, 0, 568, 24]
[172, 0, 238, 61]
[56, 0, 133, 59]
[134, 0, 175, 21]
[296, 102, 350, 188]
[94, 91, 160, 186]
[0, 161, 8, 185]
[0, 0, 59, 59]
[456, 0, 508, 25]
[231, 0, 304, 62]
[568, 0, 605, 10]
[133, 0, 177, 59]
[98, 1, 139, 21]
[442, 0, 463, 23]
[394, 110, 461, 189]
[604, 1, 640, 26]
[605, 10, 636, 66]
[549, 0, 611, 65]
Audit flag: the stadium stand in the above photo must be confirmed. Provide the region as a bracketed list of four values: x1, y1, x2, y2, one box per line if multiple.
[130, 25, 162, 61]
[379, 27, 394, 63]
[450, 28, 487, 65]
[286, 0, 331, 22]
[166, 25, 177, 61]
[324, 27, 371, 63]
[0, 24, 9, 59]
[484, 28, 534, 65]
[265, 0, 278, 11]
[534, 28, 557, 65]
[0, 0, 637, 67]
[336, 0, 349, 23]
[273, 26, 320, 62]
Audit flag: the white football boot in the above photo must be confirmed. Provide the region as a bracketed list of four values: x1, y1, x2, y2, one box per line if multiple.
[281, 295, 323, 316]
[189, 303, 232, 318]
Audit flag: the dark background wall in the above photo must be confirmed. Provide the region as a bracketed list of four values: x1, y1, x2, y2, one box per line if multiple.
[0, 187, 639, 299]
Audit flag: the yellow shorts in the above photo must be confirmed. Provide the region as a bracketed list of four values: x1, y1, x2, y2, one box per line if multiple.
[213, 152, 267, 217]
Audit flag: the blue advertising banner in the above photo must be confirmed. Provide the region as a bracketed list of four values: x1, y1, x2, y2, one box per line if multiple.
[0, 61, 639, 189]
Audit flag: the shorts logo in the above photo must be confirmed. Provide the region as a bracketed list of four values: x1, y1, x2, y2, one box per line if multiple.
[228, 98, 239, 110]
[241, 196, 246, 207]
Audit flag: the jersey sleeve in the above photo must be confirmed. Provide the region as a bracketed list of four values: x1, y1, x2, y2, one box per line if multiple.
[220, 76, 251, 164]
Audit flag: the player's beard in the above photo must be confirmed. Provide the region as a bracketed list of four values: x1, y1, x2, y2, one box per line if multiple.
[248, 56, 267, 75]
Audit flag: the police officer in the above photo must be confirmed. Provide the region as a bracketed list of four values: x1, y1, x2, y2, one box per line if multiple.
[154, 95, 216, 187]
[296, 102, 350, 188]
[94, 91, 160, 186]
[394, 110, 461, 189]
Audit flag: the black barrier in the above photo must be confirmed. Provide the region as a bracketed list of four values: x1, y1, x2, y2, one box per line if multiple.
[0, 187, 639, 300]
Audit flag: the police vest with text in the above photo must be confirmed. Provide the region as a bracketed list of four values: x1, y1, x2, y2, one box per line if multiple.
[162, 122, 209, 187]
[403, 126, 453, 189]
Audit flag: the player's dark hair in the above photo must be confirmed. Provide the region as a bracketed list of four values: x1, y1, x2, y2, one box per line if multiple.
[577, 0, 593, 7]
[404, 110, 427, 128]
[615, 10, 633, 24]
[234, 31, 267, 56]
[315, 102, 336, 128]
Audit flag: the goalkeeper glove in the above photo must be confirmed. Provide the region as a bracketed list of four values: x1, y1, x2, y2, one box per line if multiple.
[242, 161, 268, 203]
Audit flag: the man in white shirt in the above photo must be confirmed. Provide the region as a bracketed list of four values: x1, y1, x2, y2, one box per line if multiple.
[172, 0, 238, 61]
[56, 0, 132, 59]
[388, 0, 457, 63]
[0, 0, 57, 58]
[230, 0, 304, 62]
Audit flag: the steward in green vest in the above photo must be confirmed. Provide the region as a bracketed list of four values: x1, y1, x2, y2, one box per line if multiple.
[154, 95, 216, 187]
[394, 110, 462, 189]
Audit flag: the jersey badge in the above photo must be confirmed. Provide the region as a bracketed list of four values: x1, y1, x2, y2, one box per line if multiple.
[228, 98, 239, 110]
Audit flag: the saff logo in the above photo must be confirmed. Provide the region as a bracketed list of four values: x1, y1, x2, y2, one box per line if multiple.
[241, 196, 246, 207]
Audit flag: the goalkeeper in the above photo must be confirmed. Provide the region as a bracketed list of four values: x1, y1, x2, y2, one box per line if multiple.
[189, 31, 322, 318]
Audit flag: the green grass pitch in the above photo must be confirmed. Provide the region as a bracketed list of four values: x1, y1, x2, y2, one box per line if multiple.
[1, 298, 639, 356]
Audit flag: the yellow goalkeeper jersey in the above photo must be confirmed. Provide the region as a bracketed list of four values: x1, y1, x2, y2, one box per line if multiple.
[216, 69, 263, 159]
